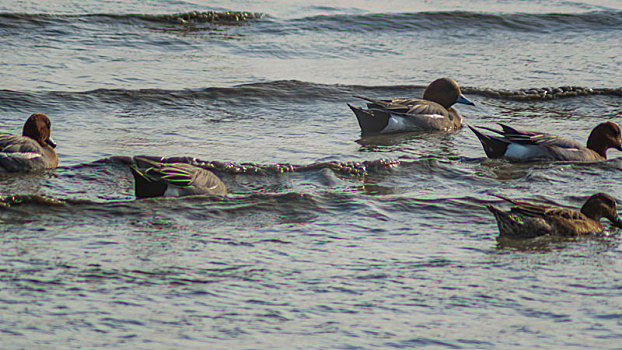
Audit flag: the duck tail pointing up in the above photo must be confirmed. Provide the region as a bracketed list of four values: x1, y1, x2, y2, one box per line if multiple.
[486, 204, 522, 237]
[129, 163, 167, 198]
[485, 204, 505, 217]
[468, 125, 509, 158]
[347, 103, 390, 135]
[490, 194, 519, 205]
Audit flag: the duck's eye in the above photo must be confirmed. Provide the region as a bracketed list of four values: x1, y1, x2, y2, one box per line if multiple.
[604, 197, 616, 207]
[595, 194, 615, 207]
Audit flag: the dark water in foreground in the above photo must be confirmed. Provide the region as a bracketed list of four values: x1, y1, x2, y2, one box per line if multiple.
[1, 1, 622, 348]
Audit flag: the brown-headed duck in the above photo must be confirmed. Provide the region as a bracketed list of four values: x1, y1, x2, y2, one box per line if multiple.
[0, 113, 58, 172]
[347, 77, 474, 135]
[487, 193, 622, 238]
[469, 121, 622, 162]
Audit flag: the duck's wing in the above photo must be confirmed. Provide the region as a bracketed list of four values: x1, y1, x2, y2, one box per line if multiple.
[354, 96, 413, 113]
[506, 198, 598, 234]
[176, 163, 227, 196]
[511, 202, 550, 218]
[543, 207, 601, 235]
[486, 204, 553, 238]
[0, 133, 42, 153]
[354, 96, 449, 117]
[131, 157, 226, 197]
[509, 199, 579, 220]
[542, 207, 585, 221]
[497, 124, 585, 149]
[488, 195, 600, 237]
[0, 133, 52, 171]
[403, 100, 450, 118]
[492, 194, 552, 218]
[141, 162, 196, 187]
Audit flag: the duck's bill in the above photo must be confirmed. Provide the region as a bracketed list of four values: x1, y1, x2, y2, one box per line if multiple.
[46, 137, 57, 148]
[456, 94, 474, 106]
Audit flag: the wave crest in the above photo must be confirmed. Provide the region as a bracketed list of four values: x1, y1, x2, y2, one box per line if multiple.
[0, 10, 263, 28]
[288, 11, 622, 33]
[2, 81, 621, 111]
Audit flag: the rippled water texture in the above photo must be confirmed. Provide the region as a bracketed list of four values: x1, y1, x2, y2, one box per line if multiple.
[1, 0, 622, 349]
[2, 1, 622, 90]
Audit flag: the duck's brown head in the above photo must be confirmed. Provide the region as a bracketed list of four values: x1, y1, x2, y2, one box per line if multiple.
[581, 192, 622, 228]
[22, 113, 56, 149]
[586, 121, 622, 159]
[423, 77, 474, 109]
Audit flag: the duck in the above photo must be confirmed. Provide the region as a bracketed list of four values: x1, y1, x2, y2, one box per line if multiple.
[0, 113, 58, 172]
[126, 156, 227, 198]
[347, 77, 474, 135]
[487, 193, 622, 238]
[469, 122, 622, 162]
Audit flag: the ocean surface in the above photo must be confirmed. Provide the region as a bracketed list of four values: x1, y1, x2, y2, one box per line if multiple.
[1, 0, 622, 348]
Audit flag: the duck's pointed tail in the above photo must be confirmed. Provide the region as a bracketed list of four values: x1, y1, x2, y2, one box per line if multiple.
[347, 103, 390, 135]
[129, 160, 168, 198]
[468, 125, 509, 158]
[486, 204, 523, 237]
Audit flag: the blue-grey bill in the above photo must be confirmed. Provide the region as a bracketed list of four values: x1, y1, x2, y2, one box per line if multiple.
[46, 137, 57, 148]
[456, 94, 474, 106]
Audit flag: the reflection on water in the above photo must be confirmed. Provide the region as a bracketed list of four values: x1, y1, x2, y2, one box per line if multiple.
[357, 131, 461, 159]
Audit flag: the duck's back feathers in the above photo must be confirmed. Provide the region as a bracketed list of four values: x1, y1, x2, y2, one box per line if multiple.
[350, 97, 461, 135]
[0, 133, 58, 172]
[487, 202, 598, 238]
[130, 157, 227, 198]
[348, 78, 472, 135]
[355, 96, 450, 118]
[486, 204, 553, 238]
[469, 123, 609, 161]
[486, 193, 622, 238]
[495, 124, 585, 149]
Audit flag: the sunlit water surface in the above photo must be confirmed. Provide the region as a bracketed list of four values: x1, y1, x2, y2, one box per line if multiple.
[1, 0, 622, 348]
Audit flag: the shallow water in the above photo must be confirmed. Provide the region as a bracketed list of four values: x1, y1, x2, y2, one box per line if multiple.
[1, 1, 622, 348]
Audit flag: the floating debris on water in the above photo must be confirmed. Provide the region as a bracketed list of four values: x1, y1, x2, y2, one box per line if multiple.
[0, 194, 66, 208]
[156, 11, 264, 25]
[463, 86, 621, 101]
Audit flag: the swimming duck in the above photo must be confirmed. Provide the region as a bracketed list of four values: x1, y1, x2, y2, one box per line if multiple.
[487, 193, 622, 238]
[128, 156, 227, 198]
[469, 122, 622, 162]
[0, 113, 58, 172]
[347, 77, 474, 135]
